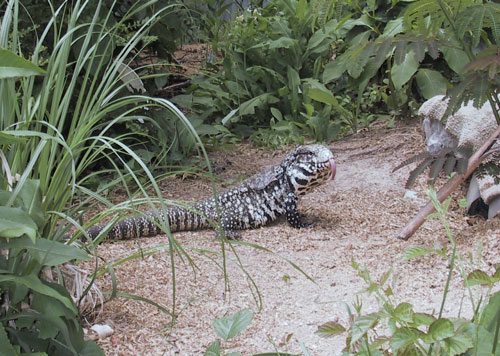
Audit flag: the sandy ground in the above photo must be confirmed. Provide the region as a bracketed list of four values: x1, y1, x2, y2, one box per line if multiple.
[84, 121, 500, 355]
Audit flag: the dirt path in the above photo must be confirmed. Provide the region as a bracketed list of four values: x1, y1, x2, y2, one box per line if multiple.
[89, 121, 500, 355]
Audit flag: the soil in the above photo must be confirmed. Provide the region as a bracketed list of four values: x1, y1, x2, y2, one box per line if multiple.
[85, 120, 500, 355]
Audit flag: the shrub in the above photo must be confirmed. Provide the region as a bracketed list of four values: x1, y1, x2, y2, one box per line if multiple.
[173, 0, 347, 145]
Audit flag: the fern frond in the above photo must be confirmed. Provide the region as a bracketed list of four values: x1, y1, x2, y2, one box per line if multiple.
[334, 0, 343, 21]
[425, 38, 440, 60]
[456, 156, 469, 174]
[392, 151, 432, 172]
[411, 36, 426, 63]
[312, 0, 336, 29]
[405, 0, 478, 34]
[429, 156, 447, 180]
[456, 146, 473, 174]
[463, 51, 500, 80]
[373, 39, 394, 67]
[347, 40, 374, 78]
[403, 0, 442, 31]
[406, 157, 434, 188]
[394, 40, 408, 65]
[443, 75, 477, 118]
[472, 73, 490, 108]
[457, 4, 500, 46]
[484, 3, 500, 44]
[444, 155, 457, 176]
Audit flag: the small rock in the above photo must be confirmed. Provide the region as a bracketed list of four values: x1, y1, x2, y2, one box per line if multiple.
[404, 190, 422, 201]
[90, 324, 114, 339]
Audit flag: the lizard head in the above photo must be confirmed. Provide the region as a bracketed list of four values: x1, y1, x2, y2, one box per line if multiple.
[282, 144, 336, 196]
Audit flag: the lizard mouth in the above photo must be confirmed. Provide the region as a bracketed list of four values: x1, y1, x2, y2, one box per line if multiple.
[327, 157, 336, 182]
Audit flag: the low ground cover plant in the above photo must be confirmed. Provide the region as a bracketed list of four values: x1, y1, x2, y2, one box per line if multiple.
[316, 190, 500, 355]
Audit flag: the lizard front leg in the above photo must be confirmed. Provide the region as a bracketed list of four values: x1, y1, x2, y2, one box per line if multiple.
[213, 214, 242, 240]
[284, 193, 312, 229]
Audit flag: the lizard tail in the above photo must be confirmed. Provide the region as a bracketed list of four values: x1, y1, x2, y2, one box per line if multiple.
[72, 206, 210, 241]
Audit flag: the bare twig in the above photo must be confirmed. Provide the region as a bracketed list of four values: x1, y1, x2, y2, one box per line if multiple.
[397, 125, 500, 240]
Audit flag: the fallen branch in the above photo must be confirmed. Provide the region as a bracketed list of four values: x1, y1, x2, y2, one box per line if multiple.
[397, 124, 500, 240]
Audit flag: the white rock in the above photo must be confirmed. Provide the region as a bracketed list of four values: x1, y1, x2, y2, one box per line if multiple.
[90, 324, 114, 339]
[404, 190, 422, 201]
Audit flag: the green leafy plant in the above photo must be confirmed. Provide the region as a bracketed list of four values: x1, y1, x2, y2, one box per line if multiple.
[204, 308, 303, 356]
[0, 0, 212, 352]
[0, 38, 102, 356]
[0, 179, 103, 355]
[316, 190, 500, 355]
[173, 0, 345, 144]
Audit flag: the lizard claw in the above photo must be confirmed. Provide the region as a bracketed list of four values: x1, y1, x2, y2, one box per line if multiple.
[215, 229, 242, 240]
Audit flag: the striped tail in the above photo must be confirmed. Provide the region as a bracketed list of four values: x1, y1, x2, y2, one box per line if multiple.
[84, 206, 211, 241]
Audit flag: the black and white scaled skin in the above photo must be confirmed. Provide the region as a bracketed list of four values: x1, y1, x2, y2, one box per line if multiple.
[83, 144, 336, 241]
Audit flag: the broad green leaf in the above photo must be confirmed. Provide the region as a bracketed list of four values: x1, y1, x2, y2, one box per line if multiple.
[441, 334, 473, 356]
[415, 69, 448, 99]
[466, 269, 493, 286]
[426, 319, 455, 342]
[195, 124, 220, 136]
[473, 324, 500, 356]
[221, 108, 239, 125]
[287, 65, 301, 115]
[80, 340, 105, 356]
[296, 0, 307, 20]
[381, 18, 405, 38]
[267, 37, 296, 50]
[239, 94, 279, 116]
[394, 303, 414, 323]
[413, 313, 436, 326]
[494, 265, 500, 280]
[0, 235, 90, 266]
[18, 179, 45, 229]
[308, 29, 333, 55]
[479, 291, 500, 331]
[307, 87, 336, 105]
[204, 341, 220, 356]
[270, 108, 283, 121]
[0, 274, 76, 312]
[323, 58, 348, 83]
[350, 41, 376, 79]
[0, 206, 37, 241]
[351, 313, 379, 346]
[391, 327, 422, 351]
[315, 321, 346, 338]
[0, 48, 46, 78]
[0, 323, 18, 356]
[391, 50, 419, 89]
[213, 309, 253, 340]
[442, 46, 469, 74]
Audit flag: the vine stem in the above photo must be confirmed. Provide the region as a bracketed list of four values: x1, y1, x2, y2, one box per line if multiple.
[397, 124, 500, 240]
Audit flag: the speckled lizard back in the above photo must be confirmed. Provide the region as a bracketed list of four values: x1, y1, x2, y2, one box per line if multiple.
[82, 144, 336, 241]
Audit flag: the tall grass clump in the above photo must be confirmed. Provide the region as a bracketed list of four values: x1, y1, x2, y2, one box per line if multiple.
[0, 0, 209, 353]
